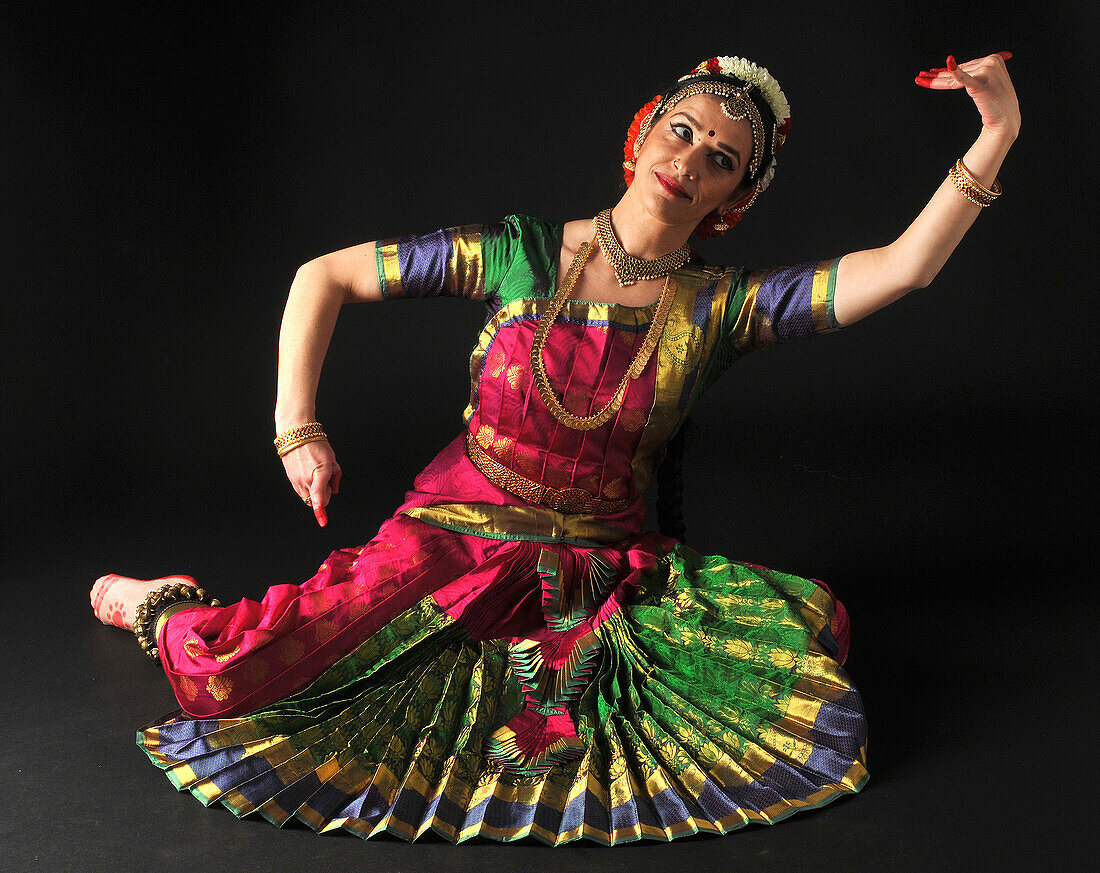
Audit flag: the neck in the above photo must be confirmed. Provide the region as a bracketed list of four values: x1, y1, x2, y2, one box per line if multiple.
[606, 190, 694, 260]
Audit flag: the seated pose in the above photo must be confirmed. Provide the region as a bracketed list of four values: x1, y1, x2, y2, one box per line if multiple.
[90, 54, 1019, 845]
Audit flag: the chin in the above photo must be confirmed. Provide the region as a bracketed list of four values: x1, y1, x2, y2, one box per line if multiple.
[642, 190, 704, 230]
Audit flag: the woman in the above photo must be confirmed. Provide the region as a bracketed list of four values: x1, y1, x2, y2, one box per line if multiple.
[90, 54, 1019, 845]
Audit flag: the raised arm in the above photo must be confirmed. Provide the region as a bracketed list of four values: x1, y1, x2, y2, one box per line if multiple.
[832, 51, 1020, 326]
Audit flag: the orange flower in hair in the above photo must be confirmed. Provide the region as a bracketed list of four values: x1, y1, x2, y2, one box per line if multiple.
[622, 93, 662, 187]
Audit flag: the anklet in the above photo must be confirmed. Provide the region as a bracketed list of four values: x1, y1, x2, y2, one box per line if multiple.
[133, 582, 221, 662]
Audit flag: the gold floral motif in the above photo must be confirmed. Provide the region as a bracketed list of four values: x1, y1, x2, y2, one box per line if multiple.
[514, 447, 541, 478]
[602, 477, 625, 499]
[346, 600, 370, 621]
[723, 638, 753, 659]
[549, 465, 579, 490]
[768, 647, 798, 670]
[579, 475, 600, 494]
[618, 406, 647, 432]
[311, 618, 339, 645]
[183, 639, 205, 659]
[206, 674, 233, 702]
[505, 364, 528, 389]
[564, 388, 590, 417]
[241, 658, 270, 684]
[487, 347, 507, 378]
[178, 676, 198, 701]
[492, 435, 515, 461]
[279, 638, 306, 665]
[214, 644, 241, 663]
[659, 325, 705, 372]
[673, 590, 694, 614]
[476, 424, 495, 448]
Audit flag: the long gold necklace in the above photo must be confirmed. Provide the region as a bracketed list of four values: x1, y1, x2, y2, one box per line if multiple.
[529, 232, 677, 431]
[594, 208, 691, 287]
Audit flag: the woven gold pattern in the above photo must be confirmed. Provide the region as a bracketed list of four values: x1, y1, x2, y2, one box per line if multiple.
[466, 432, 631, 514]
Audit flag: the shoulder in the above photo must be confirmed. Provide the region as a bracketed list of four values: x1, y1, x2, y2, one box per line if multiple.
[676, 254, 744, 291]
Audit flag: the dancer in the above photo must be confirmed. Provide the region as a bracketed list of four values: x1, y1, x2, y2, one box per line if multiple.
[91, 53, 1019, 845]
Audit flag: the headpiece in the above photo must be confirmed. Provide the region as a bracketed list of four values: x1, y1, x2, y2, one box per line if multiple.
[622, 57, 792, 237]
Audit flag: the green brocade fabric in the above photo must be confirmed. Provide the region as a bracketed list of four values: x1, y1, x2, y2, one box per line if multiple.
[139, 546, 867, 845]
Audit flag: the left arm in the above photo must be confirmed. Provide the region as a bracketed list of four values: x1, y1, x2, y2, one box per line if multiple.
[832, 51, 1020, 327]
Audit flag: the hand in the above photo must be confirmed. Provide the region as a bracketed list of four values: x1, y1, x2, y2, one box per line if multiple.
[280, 438, 341, 527]
[915, 51, 1021, 142]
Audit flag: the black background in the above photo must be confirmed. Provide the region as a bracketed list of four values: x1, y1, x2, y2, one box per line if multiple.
[2, 2, 1096, 871]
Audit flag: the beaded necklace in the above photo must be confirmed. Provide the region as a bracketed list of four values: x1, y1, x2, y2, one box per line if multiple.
[594, 208, 691, 287]
[529, 225, 678, 431]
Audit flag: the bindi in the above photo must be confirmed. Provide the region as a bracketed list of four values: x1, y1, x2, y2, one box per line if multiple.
[708, 130, 715, 137]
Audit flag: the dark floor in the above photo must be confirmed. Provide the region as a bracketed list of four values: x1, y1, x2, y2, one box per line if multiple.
[4, 407, 1091, 873]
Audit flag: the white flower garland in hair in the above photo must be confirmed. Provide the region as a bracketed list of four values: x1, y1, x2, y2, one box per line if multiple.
[682, 56, 791, 127]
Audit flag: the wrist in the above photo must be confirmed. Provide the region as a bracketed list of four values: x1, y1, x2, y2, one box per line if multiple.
[275, 407, 317, 433]
[979, 123, 1018, 151]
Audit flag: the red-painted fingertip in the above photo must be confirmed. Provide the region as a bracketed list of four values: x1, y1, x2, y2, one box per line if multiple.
[914, 76, 931, 88]
[946, 55, 958, 71]
[997, 51, 1013, 60]
[315, 508, 327, 527]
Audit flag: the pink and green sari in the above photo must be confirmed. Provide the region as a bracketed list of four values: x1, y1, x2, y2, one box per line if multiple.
[138, 215, 866, 845]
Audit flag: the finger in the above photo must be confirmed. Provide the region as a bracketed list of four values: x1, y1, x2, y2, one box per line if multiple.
[946, 55, 979, 86]
[309, 471, 331, 527]
[915, 75, 965, 90]
[996, 51, 1012, 61]
[309, 484, 329, 526]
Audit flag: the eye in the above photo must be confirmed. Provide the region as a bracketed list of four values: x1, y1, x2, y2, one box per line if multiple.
[712, 153, 734, 172]
[670, 122, 692, 142]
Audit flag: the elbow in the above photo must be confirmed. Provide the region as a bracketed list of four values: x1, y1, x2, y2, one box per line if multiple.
[295, 256, 328, 283]
[292, 256, 352, 304]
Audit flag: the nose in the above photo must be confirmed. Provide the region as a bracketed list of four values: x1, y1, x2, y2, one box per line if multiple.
[674, 143, 706, 180]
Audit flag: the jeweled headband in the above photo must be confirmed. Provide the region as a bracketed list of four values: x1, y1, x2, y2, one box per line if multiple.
[622, 57, 792, 237]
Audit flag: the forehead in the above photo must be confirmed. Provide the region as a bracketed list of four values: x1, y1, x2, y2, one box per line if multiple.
[667, 93, 753, 149]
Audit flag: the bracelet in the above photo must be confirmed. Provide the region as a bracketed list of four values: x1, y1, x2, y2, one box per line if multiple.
[133, 582, 221, 662]
[949, 158, 1001, 207]
[274, 421, 328, 457]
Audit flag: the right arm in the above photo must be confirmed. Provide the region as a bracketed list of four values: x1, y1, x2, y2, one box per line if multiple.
[274, 241, 383, 527]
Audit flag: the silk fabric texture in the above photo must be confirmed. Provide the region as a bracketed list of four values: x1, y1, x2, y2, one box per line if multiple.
[138, 215, 866, 845]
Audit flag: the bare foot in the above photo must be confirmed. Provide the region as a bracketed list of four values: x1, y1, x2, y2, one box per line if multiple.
[90, 574, 198, 630]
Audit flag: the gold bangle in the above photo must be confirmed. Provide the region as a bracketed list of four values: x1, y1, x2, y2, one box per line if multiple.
[274, 421, 327, 455]
[949, 164, 996, 207]
[955, 158, 1001, 200]
[276, 435, 329, 457]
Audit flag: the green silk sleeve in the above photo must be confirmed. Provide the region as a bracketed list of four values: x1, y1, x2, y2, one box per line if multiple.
[373, 215, 563, 309]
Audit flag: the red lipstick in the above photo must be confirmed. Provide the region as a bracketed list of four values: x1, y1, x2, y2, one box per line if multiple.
[655, 172, 690, 199]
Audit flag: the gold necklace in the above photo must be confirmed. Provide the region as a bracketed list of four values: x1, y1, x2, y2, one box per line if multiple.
[529, 233, 676, 431]
[594, 208, 691, 287]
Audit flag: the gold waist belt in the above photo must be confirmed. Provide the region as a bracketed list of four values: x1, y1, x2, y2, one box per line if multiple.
[465, 431, 632, 515]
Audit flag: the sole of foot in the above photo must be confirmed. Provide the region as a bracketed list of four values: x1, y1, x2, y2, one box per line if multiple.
[91, 574, 198, 630]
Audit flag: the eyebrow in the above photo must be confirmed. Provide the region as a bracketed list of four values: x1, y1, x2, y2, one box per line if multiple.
[672, 111, 742, 167]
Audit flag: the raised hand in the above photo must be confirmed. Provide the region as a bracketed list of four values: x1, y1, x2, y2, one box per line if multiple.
[915, 51, 1020, 141]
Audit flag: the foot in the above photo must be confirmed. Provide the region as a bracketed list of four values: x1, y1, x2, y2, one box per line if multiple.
[90, 574, 198, 630]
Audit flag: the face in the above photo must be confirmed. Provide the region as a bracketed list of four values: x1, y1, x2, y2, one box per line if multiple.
[632, 93, 754, 229]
